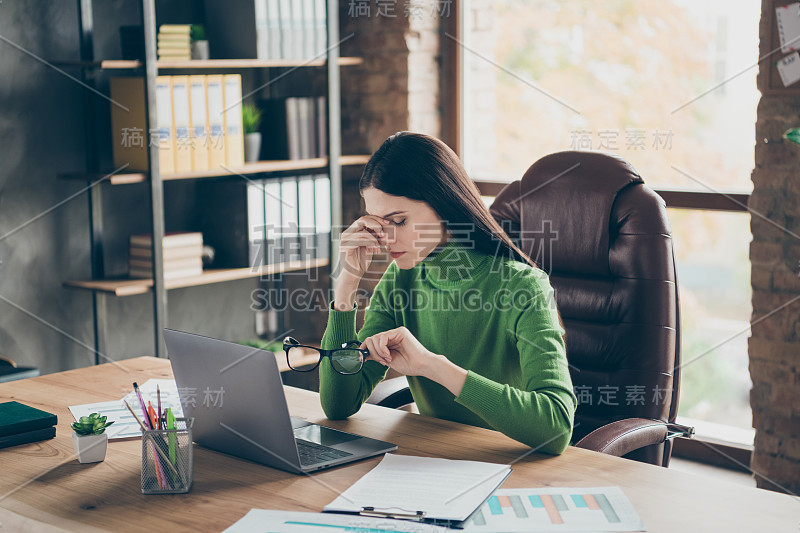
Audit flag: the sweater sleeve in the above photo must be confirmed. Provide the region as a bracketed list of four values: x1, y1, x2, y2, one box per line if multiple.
[319, 265, 398, 419]
[454, 277, 577, 455]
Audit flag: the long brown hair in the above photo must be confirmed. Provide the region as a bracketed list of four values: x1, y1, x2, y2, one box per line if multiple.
[359, 132, 535, 268]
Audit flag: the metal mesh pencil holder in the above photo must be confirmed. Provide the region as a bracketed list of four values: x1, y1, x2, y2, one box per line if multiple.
[141, 417, 194, 494]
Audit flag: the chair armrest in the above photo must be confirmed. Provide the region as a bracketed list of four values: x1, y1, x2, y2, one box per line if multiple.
[575, 418, 670, 457]
[366, 376, 413, 409]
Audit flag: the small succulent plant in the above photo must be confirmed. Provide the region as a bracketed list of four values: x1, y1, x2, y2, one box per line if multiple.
[72, 413, 114, 436]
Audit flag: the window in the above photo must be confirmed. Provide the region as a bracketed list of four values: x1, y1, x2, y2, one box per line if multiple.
[456, 0, 759, 442]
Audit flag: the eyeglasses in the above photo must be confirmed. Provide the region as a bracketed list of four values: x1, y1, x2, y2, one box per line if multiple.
[282, 336, 369, 375]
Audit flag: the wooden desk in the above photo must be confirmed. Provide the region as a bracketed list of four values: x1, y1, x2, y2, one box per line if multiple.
[0, 357, 796, 532]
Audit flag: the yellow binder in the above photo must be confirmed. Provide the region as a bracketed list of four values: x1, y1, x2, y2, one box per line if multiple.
[223, 74, 245, 168]
[206, 74, 226, 169]
[170, 75, 192, 173]
[188, 75, 210, 172]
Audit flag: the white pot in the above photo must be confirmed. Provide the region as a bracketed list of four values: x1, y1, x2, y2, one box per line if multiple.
[72, 432, 108, 463]
[244, 132, 262, 162]
[191, 40, 210, 60]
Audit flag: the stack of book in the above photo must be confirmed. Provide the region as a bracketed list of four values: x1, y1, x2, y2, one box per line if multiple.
[0, 401, 57, 449]
[129, 232, 204, 280]
[158, 24, 191, 61]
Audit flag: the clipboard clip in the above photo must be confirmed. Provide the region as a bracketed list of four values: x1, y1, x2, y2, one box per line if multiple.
[359, 506, 426, 522]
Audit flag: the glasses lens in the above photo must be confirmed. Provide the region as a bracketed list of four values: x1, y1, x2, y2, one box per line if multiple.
[286, 345, 318, 371]
[330, 349, 364, 374]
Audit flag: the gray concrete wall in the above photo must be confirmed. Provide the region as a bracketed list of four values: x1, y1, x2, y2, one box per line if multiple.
[0, 1, 261, 374]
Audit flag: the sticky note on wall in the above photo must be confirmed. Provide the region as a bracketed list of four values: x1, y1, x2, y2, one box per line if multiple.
[777, 52, 800, 87]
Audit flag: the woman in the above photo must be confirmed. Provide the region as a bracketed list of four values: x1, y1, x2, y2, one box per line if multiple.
[320, 132, 575, 454]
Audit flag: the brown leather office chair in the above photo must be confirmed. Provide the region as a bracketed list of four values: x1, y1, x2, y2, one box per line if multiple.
[368, 150, 693, 466]
[489, 151, 692, 466]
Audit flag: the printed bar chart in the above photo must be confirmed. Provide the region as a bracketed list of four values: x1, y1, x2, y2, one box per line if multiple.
[462, 487, 644, 532]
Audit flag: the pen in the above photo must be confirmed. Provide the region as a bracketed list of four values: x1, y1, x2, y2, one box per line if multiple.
[156, 385, 162, 430]
[133, 382, 151, 430]
[147, 402, 157, 430]
[360, 508, 426, 522]
[166, 407, 177, 464]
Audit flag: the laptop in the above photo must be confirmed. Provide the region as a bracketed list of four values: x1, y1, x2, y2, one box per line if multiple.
[163, 329, 397, 474]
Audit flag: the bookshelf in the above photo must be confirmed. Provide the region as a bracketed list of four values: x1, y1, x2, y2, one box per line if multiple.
[53, 57, 364, 69]
[65, 258, 330, 297]
[67, 0, 354, 360]
[59, 155, 370, 185]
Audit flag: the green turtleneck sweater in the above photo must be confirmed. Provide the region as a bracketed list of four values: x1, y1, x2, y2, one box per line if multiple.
[319, 240, 576, 454]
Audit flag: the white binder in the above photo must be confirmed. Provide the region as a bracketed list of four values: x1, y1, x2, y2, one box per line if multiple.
[264, 179, 283, 264]
[188, 75, 209, 172]
[170, 75, 192, 173]
[313, 174, 331, 260]
[206, 75, 226, 169]
[247, 179, 266, 268]
[297, 175, 317, 260]
[280, 177, 300, 262]
[155, 76, 176, 175]
[223, 74, 245, 168]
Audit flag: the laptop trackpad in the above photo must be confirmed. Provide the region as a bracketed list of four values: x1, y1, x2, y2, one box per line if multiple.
[294, 424, 360, 446]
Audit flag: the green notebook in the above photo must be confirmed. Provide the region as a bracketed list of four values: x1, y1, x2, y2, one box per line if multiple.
[0, 401, 57, 437]
[0, 426, 56, 449]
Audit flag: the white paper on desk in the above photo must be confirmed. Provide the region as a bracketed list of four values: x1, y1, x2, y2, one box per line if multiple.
[68, 379, 184, 440]
[324, 454, 512, 523]
[460, 486, 645, 532]
[222, 509, 451, 533]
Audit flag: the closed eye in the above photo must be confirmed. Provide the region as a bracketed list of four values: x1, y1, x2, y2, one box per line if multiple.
[393, 219, 406, 227]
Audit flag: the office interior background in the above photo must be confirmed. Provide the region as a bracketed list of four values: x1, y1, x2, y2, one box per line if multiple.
[0, 0, 798, 494]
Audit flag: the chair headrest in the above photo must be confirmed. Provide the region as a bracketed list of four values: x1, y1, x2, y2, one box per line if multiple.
[490, 151, 644, 275]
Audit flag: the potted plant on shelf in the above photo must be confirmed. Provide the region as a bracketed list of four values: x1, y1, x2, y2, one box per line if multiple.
[72, 412, 114, 463]
[243, 103, 263, 162]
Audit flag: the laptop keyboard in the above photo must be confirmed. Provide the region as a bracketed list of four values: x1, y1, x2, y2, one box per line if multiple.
[296, 439, 353, 466]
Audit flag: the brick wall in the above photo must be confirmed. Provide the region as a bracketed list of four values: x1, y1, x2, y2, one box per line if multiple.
[749, 1, 800, 494]
[340, 0, 442, 157]
[338, 0, 444, 304]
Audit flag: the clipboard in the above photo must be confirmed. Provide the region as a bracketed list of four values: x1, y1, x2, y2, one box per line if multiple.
[323, 454, 512, 528]
[354, 468, 513, 529]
